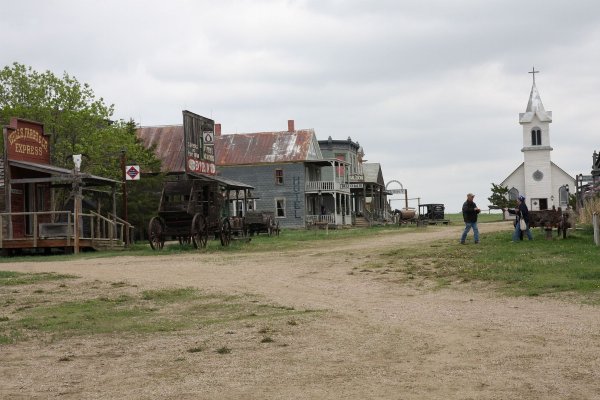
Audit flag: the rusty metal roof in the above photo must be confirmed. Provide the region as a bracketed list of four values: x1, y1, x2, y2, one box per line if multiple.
[215, 129, 322, 166]
[137, 126, 323, 171]
[136, 125, 185, 173]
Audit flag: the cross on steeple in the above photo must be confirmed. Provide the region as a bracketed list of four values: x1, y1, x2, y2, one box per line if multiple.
[529, 66, 539, 84]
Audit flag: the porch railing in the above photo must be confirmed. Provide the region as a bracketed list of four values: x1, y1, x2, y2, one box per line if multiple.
[305, 214, 336, 226]
[305, 181, 350, 192]
[0, 210, 126, 249]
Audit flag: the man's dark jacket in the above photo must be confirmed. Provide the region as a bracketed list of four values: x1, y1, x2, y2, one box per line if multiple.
[462, 200, 479, 223]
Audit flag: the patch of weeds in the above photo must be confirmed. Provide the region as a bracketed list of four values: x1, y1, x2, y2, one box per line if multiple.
[187, 346, 203, 353]
[216, 346, 231, 354]
[58, 356, 72, 362]
[111, 282, 129, 288]
[258, 327, 272, 334]
[287, 319, 298, 326]
[33, 289, 44, 294]
[141, 288, 198, 302]
[260, 336, 274, 343]
[0, 271, 76, 286]
[0, 329, 22, 344]
[2, 280, 318, 345]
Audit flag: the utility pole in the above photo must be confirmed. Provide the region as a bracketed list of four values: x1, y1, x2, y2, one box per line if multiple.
[72, 155, 83, 255]
[120, 149, 129, 245]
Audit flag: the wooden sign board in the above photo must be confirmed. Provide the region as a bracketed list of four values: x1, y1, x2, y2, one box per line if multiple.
[4, 118, 50, 164]
[182, 110, 216, 175]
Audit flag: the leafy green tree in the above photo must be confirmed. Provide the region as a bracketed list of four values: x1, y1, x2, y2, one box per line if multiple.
[488, 183, 515, 210]
[0, 62, 162, 226]
[0, 62, 160, 176]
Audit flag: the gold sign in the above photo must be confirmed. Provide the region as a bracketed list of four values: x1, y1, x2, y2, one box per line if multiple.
[5, 119, 50, 164]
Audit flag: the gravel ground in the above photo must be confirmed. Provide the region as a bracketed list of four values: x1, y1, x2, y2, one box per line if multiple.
[1, 222, 599, 399]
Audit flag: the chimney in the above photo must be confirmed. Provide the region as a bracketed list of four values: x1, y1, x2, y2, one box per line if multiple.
[215, 123, 221, 136]
[287, 119, 295, 132]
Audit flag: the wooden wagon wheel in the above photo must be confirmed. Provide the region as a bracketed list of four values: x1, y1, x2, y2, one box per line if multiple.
[273, 220, 280, 236]
[191, 213, 208, 249]
[148, 216, 165, 250]
[220, 218, 232, 246]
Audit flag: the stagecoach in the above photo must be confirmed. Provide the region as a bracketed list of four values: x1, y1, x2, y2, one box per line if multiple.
[147, 174, 253, 250]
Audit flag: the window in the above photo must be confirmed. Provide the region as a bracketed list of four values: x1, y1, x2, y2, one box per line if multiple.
[335, 153, 346, 176]
[508, 188, 519, 202]
[275, 198, 286, 218]
[275, 169, 284, 185]
[559, 186, 569, 207]
[531, 129, 542, 146]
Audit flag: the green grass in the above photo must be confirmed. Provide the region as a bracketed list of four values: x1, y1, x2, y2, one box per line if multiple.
[0, 213, 504, 263]
[0, 277, 319, 344]
[0, 271, 76, 285]
[368, 226, 600, 302]
[444, 212, 505, 224]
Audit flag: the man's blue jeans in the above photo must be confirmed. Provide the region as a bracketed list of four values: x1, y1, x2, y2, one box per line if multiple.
[461, 222, 479, 243]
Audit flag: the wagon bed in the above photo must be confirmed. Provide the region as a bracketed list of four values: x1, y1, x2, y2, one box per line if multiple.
[529, 208, 572, 239]
[244, 211, 280, 236]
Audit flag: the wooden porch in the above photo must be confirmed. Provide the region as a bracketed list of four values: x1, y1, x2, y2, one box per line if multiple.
[1, 211, 132, 254]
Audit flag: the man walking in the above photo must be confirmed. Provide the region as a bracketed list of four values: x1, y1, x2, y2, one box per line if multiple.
[460, 193, 481, 244]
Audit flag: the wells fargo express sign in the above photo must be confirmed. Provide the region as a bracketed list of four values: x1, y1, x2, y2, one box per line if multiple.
[4, 118, 50, 164]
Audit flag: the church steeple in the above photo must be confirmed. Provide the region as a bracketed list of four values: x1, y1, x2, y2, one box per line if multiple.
[520, 66, 552, 123]
[500, 66, 575, 211]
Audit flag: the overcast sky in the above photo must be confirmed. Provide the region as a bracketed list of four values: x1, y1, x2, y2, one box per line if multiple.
[2, 0, 600, 212]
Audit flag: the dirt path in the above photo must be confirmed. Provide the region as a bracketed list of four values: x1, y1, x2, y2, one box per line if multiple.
[2, 222, 600, 399]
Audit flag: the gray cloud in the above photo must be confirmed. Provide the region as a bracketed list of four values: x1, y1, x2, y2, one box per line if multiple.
[2, 0, 599, 211]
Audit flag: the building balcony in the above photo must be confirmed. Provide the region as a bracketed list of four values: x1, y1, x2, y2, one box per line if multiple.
[305, 180, 351, 193]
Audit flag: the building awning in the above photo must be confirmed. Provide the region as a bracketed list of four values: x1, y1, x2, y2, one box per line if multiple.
[8, 160, 120, 187]
[187, 172, 254, 191]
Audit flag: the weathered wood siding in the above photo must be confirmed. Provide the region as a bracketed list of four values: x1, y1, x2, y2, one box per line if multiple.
[218, 163, 306, 229]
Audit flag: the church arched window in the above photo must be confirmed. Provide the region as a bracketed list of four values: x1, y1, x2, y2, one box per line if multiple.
[531, 128, 542, 146]
[508, 187, 519, 202]
[558, 185, 569, 207]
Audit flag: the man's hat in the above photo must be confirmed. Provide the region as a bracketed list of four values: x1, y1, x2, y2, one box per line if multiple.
[518, 195, 526, 201]
[467, 193, 475, 197]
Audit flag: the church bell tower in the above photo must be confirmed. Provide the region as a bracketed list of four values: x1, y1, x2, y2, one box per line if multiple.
[518, 67, 553, 210]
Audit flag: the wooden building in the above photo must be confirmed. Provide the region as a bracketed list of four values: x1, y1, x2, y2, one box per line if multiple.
[1, 118, 125, 254]
[318, 137, 390, 226]
[137, 119, 352, 229]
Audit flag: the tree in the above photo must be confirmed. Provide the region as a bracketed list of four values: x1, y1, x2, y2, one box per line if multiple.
[488, 183, 515, 210]
[0, 62, 160, 178]
[0, 62, 162, 226]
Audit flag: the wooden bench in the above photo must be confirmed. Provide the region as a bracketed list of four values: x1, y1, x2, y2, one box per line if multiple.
[313, 221, 329, 234]
[39, 223, 70, 238]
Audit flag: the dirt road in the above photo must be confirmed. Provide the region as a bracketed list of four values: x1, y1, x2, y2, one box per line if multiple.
[2, 222, 599, 399]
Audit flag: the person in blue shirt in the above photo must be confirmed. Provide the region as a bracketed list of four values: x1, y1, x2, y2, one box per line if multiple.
[506, 195, 533, 242]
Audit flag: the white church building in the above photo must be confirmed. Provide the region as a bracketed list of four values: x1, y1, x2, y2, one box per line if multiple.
[500, 70, 575, 211]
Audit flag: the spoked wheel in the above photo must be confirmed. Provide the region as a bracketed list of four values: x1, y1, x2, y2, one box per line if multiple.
[148, 217, 165, 250]
[191, 214, 208, 249]
[220, 218, 232, 246]
[273, 220, 280, 236]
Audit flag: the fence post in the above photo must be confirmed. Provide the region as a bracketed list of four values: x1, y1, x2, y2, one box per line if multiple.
[594, 213, 599, 246]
